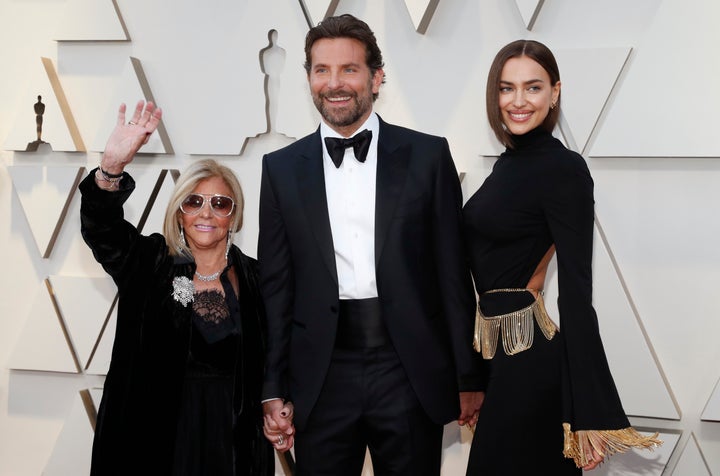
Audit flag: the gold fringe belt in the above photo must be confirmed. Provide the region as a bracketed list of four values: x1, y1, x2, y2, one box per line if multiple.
[473, 288, 558, 359]
[563, 422, 662, 467]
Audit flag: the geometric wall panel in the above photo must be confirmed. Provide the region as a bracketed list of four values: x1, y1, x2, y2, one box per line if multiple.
[3, 58, 85, 152]
[672, 433, 712, 476]
[554, 47, 632, 154]
[116, 167, 170, 229]
[85, 306, 116, 376]
[135, 168, 178, 236]
[175, 1, 309, 154]
[593, 429, 679, 476]
[53, 0, 129, 41]
[261, 1, 321, 143]
[591, 221, 679, 420]
[431, 425, 472, 475]
[90, 57, 172, 154]
[8, 165, 85, 259]
[590, 0, 720, 157]
[231, 132, 295, 258]
[544, 224, 680, 420]
[701, 377, 720, 422]
[89, 388, 104, 414]
[514, 0, 545, 30]
[401, 0, 440, 34]
[49, 275, 116, 370]
[298, 0, 339, 27]
[7, 280, 79, 373]
[42, 390, 94, 476]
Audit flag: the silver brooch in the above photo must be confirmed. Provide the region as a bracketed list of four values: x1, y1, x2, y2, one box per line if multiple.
[172, 276, 194, 307]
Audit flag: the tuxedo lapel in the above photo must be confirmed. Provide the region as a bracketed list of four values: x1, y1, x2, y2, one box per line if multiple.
[296, 131, 339, 286]
[375, 121, 410, 266]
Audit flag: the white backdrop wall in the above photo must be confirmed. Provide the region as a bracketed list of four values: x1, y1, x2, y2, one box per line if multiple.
[1, 1, 719, 475]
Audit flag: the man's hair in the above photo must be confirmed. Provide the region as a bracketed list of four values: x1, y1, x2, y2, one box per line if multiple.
[304, 14, 386, 99]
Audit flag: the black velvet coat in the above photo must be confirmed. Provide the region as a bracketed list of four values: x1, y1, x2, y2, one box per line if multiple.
[79, 171, 273, 476]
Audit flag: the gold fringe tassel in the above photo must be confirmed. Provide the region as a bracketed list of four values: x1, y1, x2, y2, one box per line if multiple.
[473, 290, 558, 359]
[562, 422, 662, 468]
[534, 292, 558, 341]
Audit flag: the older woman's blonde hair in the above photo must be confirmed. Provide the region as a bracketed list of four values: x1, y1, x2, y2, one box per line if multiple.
[163, 159, 244, 257]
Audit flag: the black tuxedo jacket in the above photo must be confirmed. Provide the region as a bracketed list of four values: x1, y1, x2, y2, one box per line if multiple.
[258, 117, 480, 430]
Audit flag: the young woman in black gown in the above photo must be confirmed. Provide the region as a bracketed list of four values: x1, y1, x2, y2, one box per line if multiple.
[463, 40, 660, 475]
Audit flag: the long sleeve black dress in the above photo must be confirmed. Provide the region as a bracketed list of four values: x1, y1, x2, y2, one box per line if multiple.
[462, 127, 658, 474]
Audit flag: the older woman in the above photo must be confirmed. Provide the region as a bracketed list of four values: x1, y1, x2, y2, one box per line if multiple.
[80, 101, 275, 475]
[462, 40, 660, 475]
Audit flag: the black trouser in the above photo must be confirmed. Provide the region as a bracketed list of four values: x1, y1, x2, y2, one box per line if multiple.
[294, 299, 443, 476]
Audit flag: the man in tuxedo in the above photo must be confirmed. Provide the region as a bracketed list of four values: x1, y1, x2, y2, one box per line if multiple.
[259, 14, 484, 475]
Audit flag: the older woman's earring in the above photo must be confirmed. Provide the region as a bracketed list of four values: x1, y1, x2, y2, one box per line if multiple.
[225, 231, 233, 259]
[177, 226, 187, 254]
[550, 101, 557, 110]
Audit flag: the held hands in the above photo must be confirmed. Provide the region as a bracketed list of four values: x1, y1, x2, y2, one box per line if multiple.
[458, 391, 484, 430]
[581, 446, 605, 471]
[101, 100, 162, 174]
[262, 399, 295, 453]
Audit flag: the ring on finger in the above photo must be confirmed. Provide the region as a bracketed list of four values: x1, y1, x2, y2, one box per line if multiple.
[128, 121, 137, 125]
[277, 435, 284, 445]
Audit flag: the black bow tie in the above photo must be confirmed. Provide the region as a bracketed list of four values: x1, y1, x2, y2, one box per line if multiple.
[324, 129, 373, 168]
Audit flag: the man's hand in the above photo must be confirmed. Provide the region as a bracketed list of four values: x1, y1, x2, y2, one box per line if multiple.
[457, 391, 484, 429]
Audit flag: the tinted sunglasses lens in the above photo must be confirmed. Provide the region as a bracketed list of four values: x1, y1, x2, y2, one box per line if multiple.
[210, 196, 234, 216]
[180, 194, 204, 214]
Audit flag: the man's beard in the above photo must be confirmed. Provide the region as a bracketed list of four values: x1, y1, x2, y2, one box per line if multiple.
[313, 88, 373, 130]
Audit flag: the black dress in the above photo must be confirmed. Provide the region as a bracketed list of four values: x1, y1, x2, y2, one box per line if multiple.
[173, 270, 254, 476]
[462, 127, 634, 475]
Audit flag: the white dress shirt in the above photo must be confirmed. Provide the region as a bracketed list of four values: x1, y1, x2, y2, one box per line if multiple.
[321, 113, 379, 299]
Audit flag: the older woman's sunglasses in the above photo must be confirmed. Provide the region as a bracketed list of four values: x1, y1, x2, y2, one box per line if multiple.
[180, 193, 235, 217]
